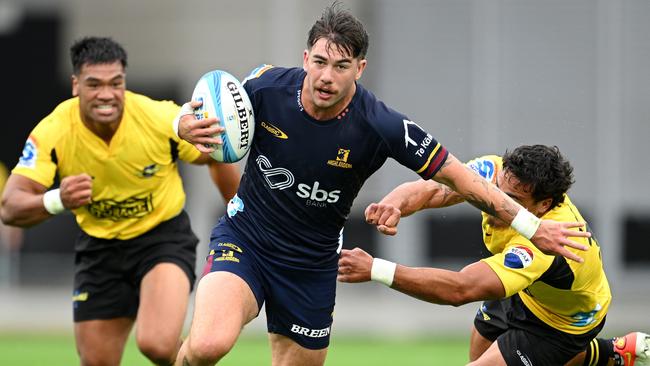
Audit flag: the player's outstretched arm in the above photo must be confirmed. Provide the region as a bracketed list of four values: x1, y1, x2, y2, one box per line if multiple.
[174, 101, 224, 153]
[1, 173, 92, 227]
[432, 153, 588, 262]
[338, 247, 505, 306]
[365, 179, 465, 236]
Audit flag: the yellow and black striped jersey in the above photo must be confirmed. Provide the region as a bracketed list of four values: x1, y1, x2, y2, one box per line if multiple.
[12, 91, 201, 240]
[468, 155, 611, 334]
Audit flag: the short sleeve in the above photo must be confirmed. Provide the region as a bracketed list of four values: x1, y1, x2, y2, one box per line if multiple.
[481, 240, 554, 297]
[11, 116, 62, 188]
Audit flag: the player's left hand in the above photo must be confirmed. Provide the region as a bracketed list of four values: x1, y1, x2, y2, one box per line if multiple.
[364, 202, 401, 236]
[338, 248, 373, 283]
[531, 220, 590, 263]
[177, 101, 225, 153]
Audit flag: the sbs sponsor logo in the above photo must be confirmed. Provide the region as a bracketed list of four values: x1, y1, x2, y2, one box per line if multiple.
[296, 181, 340, 203]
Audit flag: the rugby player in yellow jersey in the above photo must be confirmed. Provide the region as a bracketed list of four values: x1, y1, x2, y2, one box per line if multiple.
[339, 145, 649, 366]
[0, 37, 240, 366]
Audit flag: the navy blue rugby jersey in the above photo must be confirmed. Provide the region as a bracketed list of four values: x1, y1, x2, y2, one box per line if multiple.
[226, 65, 448, 268]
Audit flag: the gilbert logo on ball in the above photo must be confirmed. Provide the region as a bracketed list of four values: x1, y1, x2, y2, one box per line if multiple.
[191, 70, 255, 162]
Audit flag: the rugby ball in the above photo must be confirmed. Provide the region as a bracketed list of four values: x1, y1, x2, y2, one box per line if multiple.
[191, 70, 255, 162]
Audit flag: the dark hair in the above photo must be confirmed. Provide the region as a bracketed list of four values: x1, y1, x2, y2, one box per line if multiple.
[307, 1, 369, 59]
[502, 145, 574, 209]
[70, 37, 127, 75]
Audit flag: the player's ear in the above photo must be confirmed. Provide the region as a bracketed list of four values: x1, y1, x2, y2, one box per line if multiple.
[302, 49, 309, 71]
[538, 198, 553, 215]
[71, 74, 79, 97]
[355, 59, 367, 80]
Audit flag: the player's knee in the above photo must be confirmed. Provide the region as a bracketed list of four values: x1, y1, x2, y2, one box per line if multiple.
[187, 334, 236, 363]
[136, 334, 179, 365]
[79, 352, 121, 366]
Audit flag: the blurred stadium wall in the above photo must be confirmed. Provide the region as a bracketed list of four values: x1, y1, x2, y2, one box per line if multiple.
[1, 0, 648, 336]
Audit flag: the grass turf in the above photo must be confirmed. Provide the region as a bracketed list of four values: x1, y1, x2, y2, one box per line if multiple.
[0, 333, 469, 365]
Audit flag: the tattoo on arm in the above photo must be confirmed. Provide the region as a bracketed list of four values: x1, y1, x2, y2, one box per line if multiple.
[461, 166, 498, 216]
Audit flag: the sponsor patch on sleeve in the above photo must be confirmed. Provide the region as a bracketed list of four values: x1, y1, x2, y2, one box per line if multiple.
[467, 158, 495, 181]
[17, 137, 38, 169]
[504, 246, 534, 269]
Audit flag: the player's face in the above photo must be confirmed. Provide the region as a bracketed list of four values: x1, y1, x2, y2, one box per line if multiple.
[489, 169, 552, 227]
[301, 38, 367, 120]
[72, 61, 126, 127]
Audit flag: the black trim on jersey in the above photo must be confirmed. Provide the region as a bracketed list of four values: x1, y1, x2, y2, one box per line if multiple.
[566, 202, 596, 247]
[51, 148, 58, 165]
[51, 148, 60, 183]
[535, 256, 574, 290]
[169, 139, 179, 163]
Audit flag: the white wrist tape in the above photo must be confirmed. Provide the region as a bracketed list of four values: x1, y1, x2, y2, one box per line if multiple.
[43, 189, 65, 215]
[511, 209, 542, 240]
[172, 102, 194, 138]
[371, 258, 397, 287]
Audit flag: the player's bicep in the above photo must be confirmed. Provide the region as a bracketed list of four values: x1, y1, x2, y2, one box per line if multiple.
[377, 115, 449, 179]
[458, 261, 505, 300]
[1, 174, 47, 217]
[4, 174, 47, 197]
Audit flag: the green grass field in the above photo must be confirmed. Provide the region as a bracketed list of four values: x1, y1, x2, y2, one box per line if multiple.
[0, 333, 469, 365]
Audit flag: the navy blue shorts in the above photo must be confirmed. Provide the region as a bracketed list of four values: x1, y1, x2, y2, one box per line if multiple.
[203, 219, 336, 350]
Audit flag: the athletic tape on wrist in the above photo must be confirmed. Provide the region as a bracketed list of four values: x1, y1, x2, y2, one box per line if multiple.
[43, 189, 65, 215]
[172, 102, 194, 138]
[371, 258, 397, 287]
[510, 209, 541, 240]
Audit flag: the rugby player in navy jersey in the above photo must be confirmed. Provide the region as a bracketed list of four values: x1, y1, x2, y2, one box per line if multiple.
[173, 4, 591, 366]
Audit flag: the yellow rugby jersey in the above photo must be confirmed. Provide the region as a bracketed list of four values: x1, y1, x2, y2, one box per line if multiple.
[12, 91, 201, 240]
[467, 155, 611, 335]
[0, 162, 8, 196]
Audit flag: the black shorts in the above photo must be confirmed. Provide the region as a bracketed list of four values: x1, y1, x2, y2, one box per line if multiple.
[72, 211, 198, 322]
[474, 294, 605, 365]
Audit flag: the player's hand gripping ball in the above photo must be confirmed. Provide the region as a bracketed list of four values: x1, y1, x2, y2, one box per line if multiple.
[191, 70, 255, 162]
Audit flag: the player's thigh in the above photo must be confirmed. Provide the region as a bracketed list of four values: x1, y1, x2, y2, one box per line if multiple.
[471, 300, 508, 361]
[262, 262, 336, 353]
[189, 271, 259, 344]
[74, 318, 134, 366]
[136, 262, 190, 345]
[467, 341, 507, 366]
[269, 332, 328, 366]
[470, 324, 495, 361]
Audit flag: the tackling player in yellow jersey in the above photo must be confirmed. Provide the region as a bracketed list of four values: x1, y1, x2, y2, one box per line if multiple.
[339, 145, 649, 366]
[0, 37, 240, 366]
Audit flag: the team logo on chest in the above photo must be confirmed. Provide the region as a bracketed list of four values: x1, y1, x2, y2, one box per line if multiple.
[137, 163, 159, 178]
[327, 148, 352, 169]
